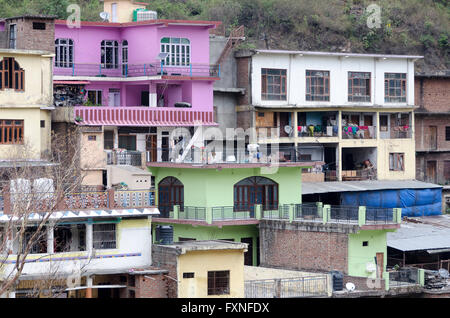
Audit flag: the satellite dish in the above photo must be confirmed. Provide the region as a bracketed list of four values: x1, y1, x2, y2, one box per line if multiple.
[100, 12, 110, 21]
[157, 52, 169, 60]
[438, 269, 449, 279]
[284, 125, 293, 135]
[346, 282, 355, 292]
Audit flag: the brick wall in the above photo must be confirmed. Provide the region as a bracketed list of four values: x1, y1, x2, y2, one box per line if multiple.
[415, 77, 450, 112]
[235, 54, 251, 105]
[6, 18, 55, 52]
[134, 274, 168, 298]
[151, 245, 179, 298]
[416, 153, 450, 185]
[415, 116, 450, 151]
[259, 220, 357, 274]
[343, 275, 385, 291]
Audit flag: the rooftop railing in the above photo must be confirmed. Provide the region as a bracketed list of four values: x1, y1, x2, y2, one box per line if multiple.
[106, 150, 143, 167]
[155, 203, 402, 226]
[146, 146, 322, 165]
[54, 62, 220, 78]
[388, 268, 421, 288]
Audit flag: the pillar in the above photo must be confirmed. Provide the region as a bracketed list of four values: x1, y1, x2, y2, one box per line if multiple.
[46, 225, 54, 254]
[86, 220, 93, 257]
[358, 206, 366, 227]
[86, 276, 93, 298]
[323, 204, 330, 224]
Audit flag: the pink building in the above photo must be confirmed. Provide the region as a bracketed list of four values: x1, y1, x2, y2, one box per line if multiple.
[53, 13, 221, 170]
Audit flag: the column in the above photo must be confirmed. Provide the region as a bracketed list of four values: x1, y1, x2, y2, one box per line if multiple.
[86, 276, 93, 298]
[149, 82, 157, 107]
[47, 225, 54, 254]
[86, 220, 93, 258]
[293, 111, 298, 147]
[358, 206, 366, 227]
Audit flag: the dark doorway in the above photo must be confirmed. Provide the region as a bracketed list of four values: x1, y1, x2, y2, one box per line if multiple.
[241, 237, 254, 266]
[141, 91, 149, 106]
[158, 177, 184, 217]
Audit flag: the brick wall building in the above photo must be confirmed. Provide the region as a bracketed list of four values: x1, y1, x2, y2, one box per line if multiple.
[0, 15, 55, 53]
[414, 73, 450, 191]
[259, 220, 358, 274]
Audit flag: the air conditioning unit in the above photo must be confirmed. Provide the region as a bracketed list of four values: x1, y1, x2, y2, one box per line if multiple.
[136, 10, 157, 21]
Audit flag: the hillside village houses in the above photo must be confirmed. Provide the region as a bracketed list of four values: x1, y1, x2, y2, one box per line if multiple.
[0, 0, 448, 298]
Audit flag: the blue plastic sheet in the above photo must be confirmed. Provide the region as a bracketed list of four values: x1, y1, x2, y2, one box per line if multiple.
[341, 188, 442, 217]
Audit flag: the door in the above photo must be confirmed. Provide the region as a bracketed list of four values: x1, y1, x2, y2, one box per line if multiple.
[241, 238, 254, 266]
[376, 253, 384, 279]
[141, 91, 149, 106]
[146, 135, 157, 162]
[279, 112, 290, 137]
[429, 126, 437, 150]
[161, 135, 169, 162]
[108, 89, 120, 107]
[426, 161, 437, 184]
[363, 115, 373, 126]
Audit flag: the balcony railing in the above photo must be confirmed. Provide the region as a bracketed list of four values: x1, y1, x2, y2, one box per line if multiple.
[73, 106, 216, 127]
[146, 146, 322, 165]
[341, 168, 377, 181]
[1, 189, 155, 214]
[153, 203, 401, 226]
[106, 150, 143, 167]
[388, 268, 421, 288]
[54, 62, 220, 78]
[342, 126, 377, 139]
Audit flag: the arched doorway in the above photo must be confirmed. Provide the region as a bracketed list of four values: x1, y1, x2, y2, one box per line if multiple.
[234, 176, 278, 212]
[158, 177, 184, 217]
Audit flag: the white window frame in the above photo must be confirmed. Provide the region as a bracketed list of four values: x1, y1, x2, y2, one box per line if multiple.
[101, 40, 119, 69]
[93, 223, 117, 249]
[55, 38, 74, 68]
[160, 37, 191, 67]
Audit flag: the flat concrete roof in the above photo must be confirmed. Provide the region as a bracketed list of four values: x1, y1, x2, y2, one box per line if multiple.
[147, 162, 319, 169]
[155, 240, 248, 255]
[302, 180, 442, 195]
[255, 49, 423, 60]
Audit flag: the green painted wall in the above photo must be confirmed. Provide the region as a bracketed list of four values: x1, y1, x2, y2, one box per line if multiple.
[348, 230, 388, 278]
[149, 166, 303, 207]
[152, 223, 259, 266]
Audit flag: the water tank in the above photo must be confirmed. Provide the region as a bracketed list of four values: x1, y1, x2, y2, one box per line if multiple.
[330, 270, 344, 291]
[156, 225, 173, 245]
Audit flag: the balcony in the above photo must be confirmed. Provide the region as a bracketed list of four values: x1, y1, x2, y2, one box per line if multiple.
[106, 150, 143, 167]
[152, 203, 401, 228]
[54, 63, 220, 79]
[342, 125, 376, 139]
[73, 106, 216, 127]
[145, 146, 323, 165]
[1, 188, 156, 214]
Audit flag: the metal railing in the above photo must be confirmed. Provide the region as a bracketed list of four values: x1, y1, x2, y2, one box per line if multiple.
[261, 204, 290, 220]
[329, 205, 359, 223]
[387, 127, 412, 139]
[177, 206, 207, 220]
[294, 203, 322, 221]
[54, 62, 220, 78]
[388, 268, 420, 288]
[107, 150, 142, 167]
[365, 207, 395, 224]
[245, 275, 329, 298]
[342, 126, 377, 139]
[146, 146, 322, 165]
[341, 168, 377, 181]
[212, 206, 253, 221]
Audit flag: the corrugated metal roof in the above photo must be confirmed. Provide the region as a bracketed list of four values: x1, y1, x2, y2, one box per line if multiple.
[255, 49, 424, 60]
[302, 180, 442, 195]
[387, 215, 450, 252]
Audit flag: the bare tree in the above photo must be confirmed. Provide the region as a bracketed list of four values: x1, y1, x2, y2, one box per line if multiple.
[0, 126, 93, 297]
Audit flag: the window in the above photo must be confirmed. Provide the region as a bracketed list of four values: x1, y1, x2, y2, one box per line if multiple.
[55, 39, 74, 68]
[32, 22, 46, 30]
[87, 90, 102, 105]
[104, 130, 114, 150]
[306, 70, 330, 101]
[183, 272, 195, 279]
[9, 24, 16, 49]
[160, 37, 190, 66]
[122, 40, 128, 76]
[0, 120, 24, 144]
[118, 135, 136, 151]
[234, 177, 278, 211]
[389, 153, 405, 171]
[362, 241, 369, 247]
[40, 120, 45, 128]
[0, 57, 25, 91]
[348, 72, 371, 102]
[261, 68, 287, 101]
[101, 40, 119, 69]
[88, 135, 97, 141]
[380, 115, 389, 132]
[446, 127, 450, 141]
[93, 223, 116, 249]
[22, 226, 47, 254]
[158, 177, 184, 217]
[208, 271, 230, 295]
[385, 73, 406, 103]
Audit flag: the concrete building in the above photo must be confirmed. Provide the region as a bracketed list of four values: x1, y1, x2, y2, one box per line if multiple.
[0, 49, 53, 162]
[151, 240, 247, 298]
[235, 49, 422, 182]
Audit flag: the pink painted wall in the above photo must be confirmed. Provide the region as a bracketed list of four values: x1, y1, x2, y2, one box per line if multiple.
[55, 23, 211, 65]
